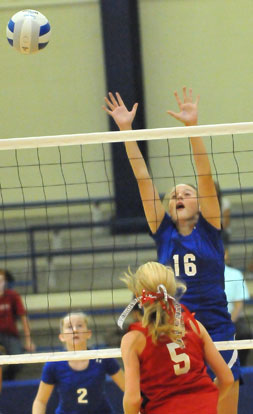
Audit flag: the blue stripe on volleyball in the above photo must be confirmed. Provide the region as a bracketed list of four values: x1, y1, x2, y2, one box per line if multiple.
[7, 38, 13, 46]
[39, 23, 50, 36]
[38, 42, 49, 50]
[8, 19, 15, 33]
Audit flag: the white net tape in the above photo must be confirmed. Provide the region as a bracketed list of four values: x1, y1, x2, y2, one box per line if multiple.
[1, 121, 253, 150]
[0, 340, 253, 365]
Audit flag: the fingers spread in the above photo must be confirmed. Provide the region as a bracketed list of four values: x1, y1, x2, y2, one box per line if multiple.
[102, 105, 112, 115]
[116, 92, 124, 106]
[182, 86, 187, 101]
[131, 102, 138, 114]
[167, 110, 180, 120]
[109, 92, 119, 107]
[104, 96, 115, 110]
[174, 91, 182, 107]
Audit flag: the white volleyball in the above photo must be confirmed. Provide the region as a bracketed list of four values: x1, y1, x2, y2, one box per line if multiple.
[6, 9, 51, 55]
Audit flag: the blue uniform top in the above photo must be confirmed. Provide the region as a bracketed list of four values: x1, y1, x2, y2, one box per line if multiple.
[41, 358, 120, 414]
[152, 212, 235, 338]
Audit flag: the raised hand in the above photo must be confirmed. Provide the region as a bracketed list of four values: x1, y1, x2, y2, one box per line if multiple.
[167, 87, 199, 126]
[103, 92, 138, 131]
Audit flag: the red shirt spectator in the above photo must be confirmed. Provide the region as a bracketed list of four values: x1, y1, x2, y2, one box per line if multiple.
[0, 269, 36, 380]
[0, 289, 26, 336]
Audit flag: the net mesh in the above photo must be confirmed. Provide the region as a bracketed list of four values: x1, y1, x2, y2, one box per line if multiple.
[0, 122, 253, 365]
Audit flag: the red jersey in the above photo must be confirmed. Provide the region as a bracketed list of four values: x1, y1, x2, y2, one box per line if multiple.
[134, 316, 219, 414]
[0, 289, 26, 336]
[128, 321, 143, 332]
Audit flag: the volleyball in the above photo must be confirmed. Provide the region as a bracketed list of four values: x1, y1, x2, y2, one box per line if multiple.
[6, 9, 51, 55]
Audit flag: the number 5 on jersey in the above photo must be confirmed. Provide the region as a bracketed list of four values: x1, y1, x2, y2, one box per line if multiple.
[166, 343, 190, 375]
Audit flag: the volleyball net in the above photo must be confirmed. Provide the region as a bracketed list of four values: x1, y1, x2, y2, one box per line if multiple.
[0, 122, 253, 365]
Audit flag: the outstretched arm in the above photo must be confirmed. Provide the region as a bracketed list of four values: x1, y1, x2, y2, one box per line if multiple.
[167, 87, 221, 229]
[103, 92, 165, 233]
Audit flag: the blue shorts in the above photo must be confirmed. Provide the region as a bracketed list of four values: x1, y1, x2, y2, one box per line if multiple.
[207, 333, 240, 381]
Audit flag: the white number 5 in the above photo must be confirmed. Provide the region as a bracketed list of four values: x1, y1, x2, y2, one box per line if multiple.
[166, 343, 190, 375]
[77, 388, 88, 404]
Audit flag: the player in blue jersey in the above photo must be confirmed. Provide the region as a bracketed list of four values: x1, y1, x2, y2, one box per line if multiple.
[103, 88, 239, 414]
[32, 312, 124, 414]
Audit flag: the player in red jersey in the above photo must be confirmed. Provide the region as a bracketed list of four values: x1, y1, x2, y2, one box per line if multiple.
[118, 262, 234, 414]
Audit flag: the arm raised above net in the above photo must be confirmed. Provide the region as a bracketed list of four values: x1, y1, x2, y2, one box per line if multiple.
[167, 87, 221, 229]
[103, 92, 165, 234]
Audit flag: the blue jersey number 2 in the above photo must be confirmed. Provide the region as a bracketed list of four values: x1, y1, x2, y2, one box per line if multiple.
[77, 388, 88, 404]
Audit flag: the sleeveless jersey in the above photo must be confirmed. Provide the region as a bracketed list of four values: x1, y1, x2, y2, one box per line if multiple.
[41, 358, 120, 414]
[134, 317, 219, 414]
[152, 212, 234, 337]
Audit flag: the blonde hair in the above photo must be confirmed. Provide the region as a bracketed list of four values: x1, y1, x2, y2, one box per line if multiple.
[59, 312, 89, 333]
[121, 262, 186, 344]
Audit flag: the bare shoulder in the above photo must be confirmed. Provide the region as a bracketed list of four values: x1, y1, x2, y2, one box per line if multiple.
[194, 320, 204, 334]
[121, 330, 146, 354]
[188, 318, 203, 337]
[121, 329, 146, 346]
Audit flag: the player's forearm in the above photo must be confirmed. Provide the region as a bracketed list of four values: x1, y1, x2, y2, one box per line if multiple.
[125, 141, 150, 180]
[222, 209, 230, 229]
[123, 394, 141, 414]
[215, 376, 234, 402]
[32, 400, 47, 414]
[125, 140, 164, 234]
[21, 315, 31, 337]
[190, 137, 212, 177]
[231, 302, 243, 322]
[217, 383, 233, 403]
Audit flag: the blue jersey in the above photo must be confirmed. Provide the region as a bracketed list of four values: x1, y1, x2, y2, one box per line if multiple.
[152, 212, 235, 338]
[41, 358, 120, 414]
